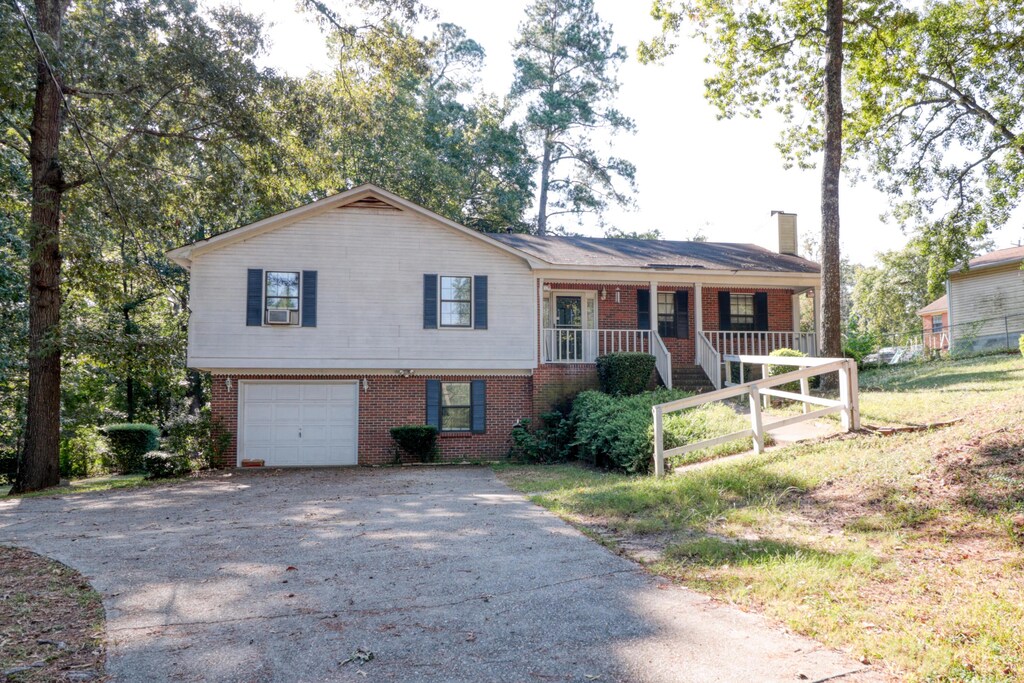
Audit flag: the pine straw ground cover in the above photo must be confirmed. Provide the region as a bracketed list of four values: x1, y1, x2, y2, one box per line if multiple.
[496, 354, 1024, 682]
[0, 547, 105, 682]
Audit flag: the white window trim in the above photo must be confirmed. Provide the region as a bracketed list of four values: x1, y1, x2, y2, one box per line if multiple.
[264, 270, 302, 327]
[438, 274, 474, 329]
[440, 380, 473, 432]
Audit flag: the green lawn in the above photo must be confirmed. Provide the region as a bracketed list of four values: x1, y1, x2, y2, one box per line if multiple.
[496, 353, 1024, 682]
[2, 473, 157, 498]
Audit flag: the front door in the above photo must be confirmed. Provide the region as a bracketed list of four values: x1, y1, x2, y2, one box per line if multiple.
[555, 295, 584, 361]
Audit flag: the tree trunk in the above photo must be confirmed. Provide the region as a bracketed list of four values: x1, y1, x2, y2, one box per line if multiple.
[536, 135, 552, 235]
[819, 0, 844, 362]
[12, 0, 68, 494]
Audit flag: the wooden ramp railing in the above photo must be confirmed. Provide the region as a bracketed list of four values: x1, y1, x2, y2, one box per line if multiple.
[651, 355, 860, 477]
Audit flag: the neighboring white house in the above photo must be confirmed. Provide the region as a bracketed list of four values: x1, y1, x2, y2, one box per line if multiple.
[947, 246, 1024, 352]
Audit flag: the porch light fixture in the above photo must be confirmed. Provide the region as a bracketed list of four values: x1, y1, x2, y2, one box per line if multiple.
[542, 284, 551, 292]
[396, 369, 414, 378]
[600, 287, 607, 300]
[225, 378, 232, 391]
[615, 287, 621, 303]
[362, 378, 369, 392]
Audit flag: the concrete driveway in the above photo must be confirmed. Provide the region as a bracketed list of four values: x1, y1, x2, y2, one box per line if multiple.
[0, 468, 881, 682]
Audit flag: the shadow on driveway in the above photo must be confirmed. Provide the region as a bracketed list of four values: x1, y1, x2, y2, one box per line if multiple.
[0, 468, 883, 682]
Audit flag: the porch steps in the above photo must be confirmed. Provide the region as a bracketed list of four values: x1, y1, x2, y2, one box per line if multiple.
[671, 367, 716, 394]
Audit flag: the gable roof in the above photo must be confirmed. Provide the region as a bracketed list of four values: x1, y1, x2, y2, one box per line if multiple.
[489, 233, 820, 274]
[956, 245, 1024, 273]
[917, 294, 948, 316]
[165, 184, 538, 269]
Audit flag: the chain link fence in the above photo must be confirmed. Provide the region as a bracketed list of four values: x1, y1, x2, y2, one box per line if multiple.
[857, 313, 1024, 366]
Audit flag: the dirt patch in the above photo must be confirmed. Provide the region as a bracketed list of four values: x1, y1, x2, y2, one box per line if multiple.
[0, 546, 105, 682]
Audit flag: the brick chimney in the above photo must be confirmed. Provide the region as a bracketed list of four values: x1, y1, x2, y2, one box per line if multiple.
[772, 210, 798, 256]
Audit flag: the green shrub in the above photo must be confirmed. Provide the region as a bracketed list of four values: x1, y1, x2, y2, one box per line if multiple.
[570, 389, 761, 473]
[1019, 334, 1023, 358]
[767, 348, 807, 393]
[570, 389, 690, 473]
[143, 450, 192, 479]
[163, 410, 221, 470]
[102, 423, 160, 473]
[507, 410, 573, 463]
[390, 425, 438, 463]
[596, 352, 656, 396]
[59, 426, 108, 479]
[843, 326, 877, 364]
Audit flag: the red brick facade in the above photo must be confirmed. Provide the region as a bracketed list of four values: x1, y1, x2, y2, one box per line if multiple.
[921, 310, 949, 350]
[209, 283, 802, 468]
[211, 373, 532, 467]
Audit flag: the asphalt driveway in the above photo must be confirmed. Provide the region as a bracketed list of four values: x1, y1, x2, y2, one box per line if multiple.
[0, 468, 882, 682]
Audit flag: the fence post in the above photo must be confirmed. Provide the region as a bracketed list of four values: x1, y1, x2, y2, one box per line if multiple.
[838, 364, 851, 431]
[652, 406, 665, 477]
[1006, 316, 1011, 350]
[748, 384, 765, 454]
[761, 364, 770, 410]
[800, 377, 810, 414]
[848, 361, 861, 430]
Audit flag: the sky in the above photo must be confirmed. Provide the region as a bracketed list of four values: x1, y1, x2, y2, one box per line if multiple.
[223, 0, 1021, 266]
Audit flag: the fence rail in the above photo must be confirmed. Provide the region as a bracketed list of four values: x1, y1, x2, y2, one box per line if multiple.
[703, 330, 817, 357]
[652, 355, 859, 477]
[541, 328, 653, 363]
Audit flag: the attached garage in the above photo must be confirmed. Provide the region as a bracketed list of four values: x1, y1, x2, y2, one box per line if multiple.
[239, 381, 358, 466]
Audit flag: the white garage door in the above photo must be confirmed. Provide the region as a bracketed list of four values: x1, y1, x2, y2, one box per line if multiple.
[240, 382, 358, 466]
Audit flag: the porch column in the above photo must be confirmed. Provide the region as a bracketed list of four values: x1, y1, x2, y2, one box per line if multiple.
[537, 277, 544, 364]
[649, 280, 658, 332]
[791, 291, 801, 331]
[694, 282, 703, 333]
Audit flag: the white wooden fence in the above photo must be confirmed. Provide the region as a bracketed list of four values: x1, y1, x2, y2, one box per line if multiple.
[651, 354, 860, 477]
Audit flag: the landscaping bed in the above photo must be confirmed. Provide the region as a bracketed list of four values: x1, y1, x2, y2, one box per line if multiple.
[497, 354, 1024, 681]
[0, 547, 105, 682]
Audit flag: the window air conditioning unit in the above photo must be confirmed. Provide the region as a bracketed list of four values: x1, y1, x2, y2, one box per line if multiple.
[266, 309, 292, 324]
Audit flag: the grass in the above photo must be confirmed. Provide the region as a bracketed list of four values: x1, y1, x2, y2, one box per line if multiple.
[2, 472, 162, 498]
[495, 353, 1024, 682]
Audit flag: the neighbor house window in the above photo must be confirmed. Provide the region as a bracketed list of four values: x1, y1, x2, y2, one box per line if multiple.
[932, 314, 943, 334]
[440, 276, 472, 327]
[730, 294, 755, 331]
[441, 382, 472, 431]
[657, 292, 675, 337]
[265, 271, 300, 324]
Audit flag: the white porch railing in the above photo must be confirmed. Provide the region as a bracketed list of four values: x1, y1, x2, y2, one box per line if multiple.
[541, 328, 652, 363]
[703, 330, 817, 357]
[652, 354, 860, 477]
[696, 331, 721, 389]
[653, 334, 672, 390]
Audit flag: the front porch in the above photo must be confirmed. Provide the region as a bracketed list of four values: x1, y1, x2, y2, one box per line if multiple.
[538, 279, 819, 390]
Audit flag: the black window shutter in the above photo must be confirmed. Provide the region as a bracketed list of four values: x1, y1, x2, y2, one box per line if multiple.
[474, 275, 488, 329]
[754, 292, 769, 331]
[425, 380, 441, 429]
[301, 271, 317, 327]
[637, 289, 650, 329]
[718, 290, 731, 331]
[246, 269, 263, 326]
[423, 274, 438, 329]
[471, 380, 486, 433]
[675, 290, 690, 339]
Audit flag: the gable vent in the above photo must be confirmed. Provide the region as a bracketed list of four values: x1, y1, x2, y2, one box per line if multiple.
[338, 196, 400, 211]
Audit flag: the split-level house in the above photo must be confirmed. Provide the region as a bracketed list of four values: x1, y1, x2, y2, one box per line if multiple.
[168, 185, 821, 467]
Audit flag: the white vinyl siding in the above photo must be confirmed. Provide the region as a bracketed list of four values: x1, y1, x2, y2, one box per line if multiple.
[949, 263, 1024, 343]
[187, 206, 535, 370]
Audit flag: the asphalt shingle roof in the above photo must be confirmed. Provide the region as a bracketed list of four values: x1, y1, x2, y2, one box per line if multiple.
[489, 233, 820, 273]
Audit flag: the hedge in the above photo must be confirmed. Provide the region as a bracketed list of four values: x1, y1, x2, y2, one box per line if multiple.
[596, 352, 656, 396]
[390, 425, 438, 463]
[103, 423, 160, 473]
[144, 451, 192, 479]
[767, 347, 807, 392]
[570, 389, 758, 473]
